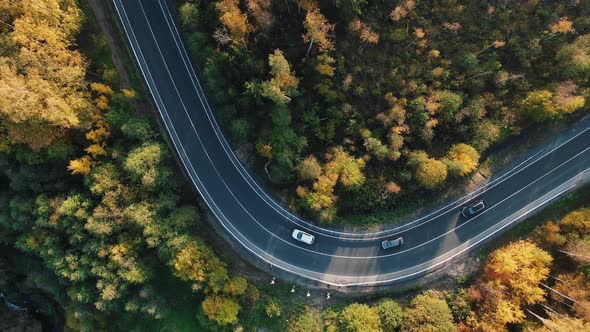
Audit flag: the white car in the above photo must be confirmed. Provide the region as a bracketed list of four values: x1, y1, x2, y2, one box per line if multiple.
[381, 237, 404, 250]
[292, 229, 315, 244]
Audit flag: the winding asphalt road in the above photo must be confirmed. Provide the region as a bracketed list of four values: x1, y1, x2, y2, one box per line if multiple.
[112, 0, 590, 287]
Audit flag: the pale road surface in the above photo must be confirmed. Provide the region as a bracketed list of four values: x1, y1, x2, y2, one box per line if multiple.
[112, 0, 590, 287]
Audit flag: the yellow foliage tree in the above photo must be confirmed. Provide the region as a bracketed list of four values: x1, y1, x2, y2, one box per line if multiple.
[259, 49, 299, 104]
[554, 81, 585, 114]
[299, 147, 365, 213]
[537, 221, 567, 246]
[533, 312, 590, 332]
[315, 54, 335, 76]
[171, 239, 209, 288]
[446, 143, 480, 176]
[304, 175, 337, 210]
[216, 0, 251, 45]
[349, 18, 379, 49]
[558, 207, 590, 236]
[256, 143, 272, 159]
[550, 17, 575, 34]
[408, 151, 447, 189]
[390, 0, 415, 21]
[121, 88, 137, 99]
[85, 144, 106, 158]
[85, 118, 111, 144]
[325, 146, 366, 188]
[297, 155, 322, 180]
[469, 241, 552, 331]
[90, 82, 113, 95]
[415, 158, 447, 188]
[0, 0, 91, 149]
[201, 295, 241, 326]
[67, 156, 92, 175]
[268, 49, 299, 90]
[553, 273, 590, 322]
[303, 8, 335, 55]
[95, 95, 109, 111]
[485, 241, 552, 304]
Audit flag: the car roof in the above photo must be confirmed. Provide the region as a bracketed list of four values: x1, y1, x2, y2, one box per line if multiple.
[384, 237, 401, 243]
[473, 201, 485, 209]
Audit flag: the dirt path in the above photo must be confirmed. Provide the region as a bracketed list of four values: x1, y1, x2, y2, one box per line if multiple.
[86, 0, 133, 89]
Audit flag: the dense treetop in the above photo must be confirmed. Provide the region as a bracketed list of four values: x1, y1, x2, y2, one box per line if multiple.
[1, 0, 590, 331]
[179, 0, 589, 224]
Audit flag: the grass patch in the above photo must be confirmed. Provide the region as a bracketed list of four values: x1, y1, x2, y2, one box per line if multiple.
[340, 196, 425, 227]
[115, 267, 204, 331]
[118, 304, 202, 332]
[240, 283, 305, 331]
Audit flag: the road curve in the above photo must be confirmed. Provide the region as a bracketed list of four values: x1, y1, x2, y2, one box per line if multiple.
[112, 0, 590, 287]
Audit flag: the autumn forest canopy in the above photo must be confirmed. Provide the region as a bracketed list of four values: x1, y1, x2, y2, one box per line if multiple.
[179, 0, 590, 224]
[1, 0, 590, 331]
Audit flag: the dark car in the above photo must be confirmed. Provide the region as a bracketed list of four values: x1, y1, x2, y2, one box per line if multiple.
[381, 237, 404, 250]
[461, 200, 486, 218]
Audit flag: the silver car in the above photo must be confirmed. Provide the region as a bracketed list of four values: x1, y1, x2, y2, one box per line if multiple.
[381, 237, 404, 250]
[292, 229, 315, 244]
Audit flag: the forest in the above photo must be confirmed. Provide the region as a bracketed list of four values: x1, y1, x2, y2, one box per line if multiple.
[0, 0, 589, 331]
[179, 0, 590, 224]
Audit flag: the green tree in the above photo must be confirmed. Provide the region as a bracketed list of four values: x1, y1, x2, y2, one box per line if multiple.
[201, 295, 241, 326]
[557, 34, 590, 81]
[265, 299, 282, 318]
[223, 276, 248, 297]
[408, 151, 448, 189]
[335, 0, 367, 21]
[271, 104, 292, 127]
[339, 303, 382, 332]
[262, 125, 307, 171]
[402, 291, 456, 332]
[124, 143, 169, 189]
[297, 155, 322, 181]
[289, 307, 322, 332]
[325, 146, 366, 188]
[170, 239, 221, 291]
[179, 2, 199, 31]
[254, 49, 299, 104]
[457, 53, 478, 72]
[447, 288, 471, 322]
[436, 90, 463, 122]
[471, 120, 500, 151]
[377, 299, 403, 331]
[230, 118, 250, 142]
[361, 129, 389, 161]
